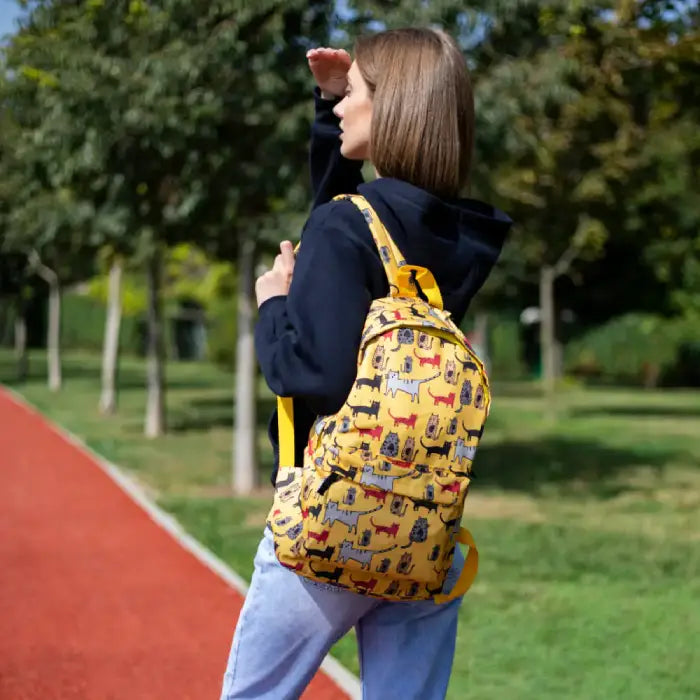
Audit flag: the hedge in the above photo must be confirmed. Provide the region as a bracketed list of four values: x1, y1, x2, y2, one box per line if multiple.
[565, 313, 700, 387]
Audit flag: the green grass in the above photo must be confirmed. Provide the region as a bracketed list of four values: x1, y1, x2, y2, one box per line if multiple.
[2, 350, 700, 698]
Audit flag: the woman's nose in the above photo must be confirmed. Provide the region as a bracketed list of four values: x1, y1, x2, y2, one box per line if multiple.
[333, 98, 346, 119]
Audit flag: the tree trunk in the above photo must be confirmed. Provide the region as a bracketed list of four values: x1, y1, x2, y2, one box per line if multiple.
[99, 259, 123, 415]
[28, 252, 61, 391]
[539, 265, 557, 418]
[47, 274, 62, 392]
[144, 249, 166, 438]
[233, 237, 257, 495]
[14, 300, 28, 382]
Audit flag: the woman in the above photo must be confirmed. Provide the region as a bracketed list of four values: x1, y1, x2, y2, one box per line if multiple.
[221, 28, 512, 699]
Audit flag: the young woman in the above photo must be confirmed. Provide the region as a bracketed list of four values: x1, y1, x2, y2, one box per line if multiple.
[221, 28, 512, 700]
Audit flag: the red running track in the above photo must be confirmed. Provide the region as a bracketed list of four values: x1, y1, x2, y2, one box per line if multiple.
[0, 388, 350, 699]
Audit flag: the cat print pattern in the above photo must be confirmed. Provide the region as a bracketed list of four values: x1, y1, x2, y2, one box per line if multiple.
[268, 251, 491, 601]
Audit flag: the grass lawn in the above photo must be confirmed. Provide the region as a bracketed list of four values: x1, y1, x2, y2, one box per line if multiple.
[2, 349, 700, 699]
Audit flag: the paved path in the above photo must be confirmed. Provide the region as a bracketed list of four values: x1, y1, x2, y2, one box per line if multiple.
[0, 388, 351, 699]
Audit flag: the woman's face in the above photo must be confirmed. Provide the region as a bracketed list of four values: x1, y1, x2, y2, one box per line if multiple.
[333, 61, 373, 161]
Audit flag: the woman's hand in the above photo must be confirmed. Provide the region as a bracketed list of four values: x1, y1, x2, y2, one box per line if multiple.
[307, 47, 352, 100]
[255, 241, 296, 308]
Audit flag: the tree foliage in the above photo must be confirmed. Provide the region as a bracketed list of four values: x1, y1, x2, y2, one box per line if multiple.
[0, 0, 697, 375]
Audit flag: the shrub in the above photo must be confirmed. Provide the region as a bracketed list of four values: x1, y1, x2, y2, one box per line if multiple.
[489, 315, 527, 380]
[206, 298, 237, 368]
[565, 313, 698, 387]
[61, 292, 141, 354]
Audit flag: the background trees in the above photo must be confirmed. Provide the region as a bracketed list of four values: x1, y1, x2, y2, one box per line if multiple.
[1, 0, 697, 489]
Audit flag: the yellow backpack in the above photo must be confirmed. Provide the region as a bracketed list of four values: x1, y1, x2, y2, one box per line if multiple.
[267, 194, 490, 603]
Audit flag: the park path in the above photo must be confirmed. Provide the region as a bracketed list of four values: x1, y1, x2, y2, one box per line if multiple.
[0, 388, 352, 700]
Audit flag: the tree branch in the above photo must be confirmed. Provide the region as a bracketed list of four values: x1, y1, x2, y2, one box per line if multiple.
[553, 243, 580, 278]
[28, 249, 58, 285]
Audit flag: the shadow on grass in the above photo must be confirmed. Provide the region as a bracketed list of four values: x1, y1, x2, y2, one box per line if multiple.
[0, 354, 104, 384]
[0, 357, 222, 391]
[169, 396, 276, 433]
[571, 405, 700, 419]
[490, 382, 541, 398]
[116, 375, 224, 391]
[474, 437, 684, 497]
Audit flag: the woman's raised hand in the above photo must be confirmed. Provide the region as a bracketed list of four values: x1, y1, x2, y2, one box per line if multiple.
[307, 47, 352, 99]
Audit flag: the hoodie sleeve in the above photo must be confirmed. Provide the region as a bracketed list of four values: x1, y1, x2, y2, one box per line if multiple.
[310, 88, 364, 210]
[255, 200, 382, 417]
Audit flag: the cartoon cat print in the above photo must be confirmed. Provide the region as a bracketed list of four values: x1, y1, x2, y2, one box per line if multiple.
[322, 501, 382, 534]
[347, 400, 380, 418]
[356, 373, 382, 392]
[453, 438, 477, 464]
[379, 431, 400, 458]
[417, 332, 433, 350]
[385, 371, 439, 402]
[400, 436, 417, 462]
[336, 540, 397, 570]
[392, 328, 415, 352]
[444, 359, 458, 385]
[425, 413, 442, 440]
[360, 465, 411, 491]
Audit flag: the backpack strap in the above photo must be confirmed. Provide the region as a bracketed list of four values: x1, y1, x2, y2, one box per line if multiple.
[333, 194, 405, 285]
[334, 194, 444, 310]
[277, 395, 295, 470]
[275, 193, 445, 475]
[434, 527, 479, 604]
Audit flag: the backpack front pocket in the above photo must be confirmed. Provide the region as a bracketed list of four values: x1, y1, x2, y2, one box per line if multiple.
[295, 457, 464, 599]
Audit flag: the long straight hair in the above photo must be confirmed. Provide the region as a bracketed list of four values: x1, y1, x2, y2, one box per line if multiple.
[355, 28, 474, 198]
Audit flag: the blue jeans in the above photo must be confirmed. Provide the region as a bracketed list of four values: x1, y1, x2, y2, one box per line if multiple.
[220, 527, 465, 699]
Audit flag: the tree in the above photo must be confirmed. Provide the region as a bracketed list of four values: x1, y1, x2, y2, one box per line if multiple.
[0, 252, 32, 381]
[342, 1, 698, 405]
[98, 254, 124, 414]
[1, 3, 102, 391]
[0, 104, 32, 381]
[233, 238, 257, 494]
[625, 9, 700, 321]
[4, 0, 333, 487]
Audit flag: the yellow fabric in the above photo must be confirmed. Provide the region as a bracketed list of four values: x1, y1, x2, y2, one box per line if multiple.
[341, 194, 407, 282]
[267, 194, 489, 602]
[277, 397, 295, 469]
[274, 243, 302, 473]
[396, 265, 444, 309]
[337, 195, 445, 310]
[433, 528, 479, 604]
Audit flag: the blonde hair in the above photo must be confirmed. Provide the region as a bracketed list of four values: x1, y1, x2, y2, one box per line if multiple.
[355, 28, 474, 198]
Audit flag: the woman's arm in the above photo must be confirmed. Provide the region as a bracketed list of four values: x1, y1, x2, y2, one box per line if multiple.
[254, 200, 379, 416]
[309, 90, 364, 209]
[307, 48, 364, 210]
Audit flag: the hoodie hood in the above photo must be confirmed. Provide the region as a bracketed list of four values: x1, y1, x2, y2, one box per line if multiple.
[357, 177, 512, 324]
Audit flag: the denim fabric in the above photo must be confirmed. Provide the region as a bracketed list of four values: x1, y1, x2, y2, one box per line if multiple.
[220, 527, 465, 699]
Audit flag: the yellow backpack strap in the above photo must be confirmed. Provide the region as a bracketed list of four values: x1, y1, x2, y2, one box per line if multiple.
[434, 527, 479, 604]
[274, 245, 301, 475]
[335, 194, 404, 288]
[396, 265, 444, 310]
[275, 195, 449, 474]
[276, 396, 295, 470]
[337, 194, 444, 309]
[276, 198, 403, 475]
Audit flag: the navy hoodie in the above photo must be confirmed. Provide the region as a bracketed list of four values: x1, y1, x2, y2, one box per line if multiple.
[255, 90, 513, 484]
